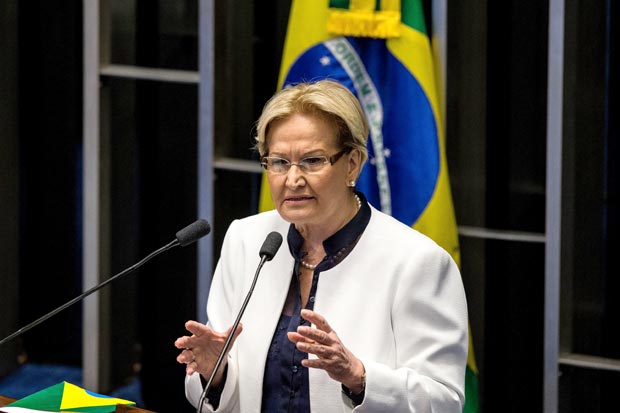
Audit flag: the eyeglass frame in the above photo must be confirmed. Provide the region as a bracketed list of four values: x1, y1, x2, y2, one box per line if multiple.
[260, 148, 352, 174]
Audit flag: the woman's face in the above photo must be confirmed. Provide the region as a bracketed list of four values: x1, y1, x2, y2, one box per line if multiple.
[265, 112, 360, 231]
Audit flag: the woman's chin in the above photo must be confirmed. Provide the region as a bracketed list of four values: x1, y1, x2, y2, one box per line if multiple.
[278, 208, 313, 225]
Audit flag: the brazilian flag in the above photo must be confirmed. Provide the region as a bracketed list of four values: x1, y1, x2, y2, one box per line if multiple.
[3, 382, 135, 412]
[258, 0, 479, 411]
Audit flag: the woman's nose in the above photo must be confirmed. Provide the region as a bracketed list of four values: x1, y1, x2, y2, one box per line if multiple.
[285, 164, 306, 188]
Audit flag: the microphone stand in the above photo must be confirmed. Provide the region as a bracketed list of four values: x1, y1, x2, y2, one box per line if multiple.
[196, 254, 270, 413]
[0, 239, 178, 347]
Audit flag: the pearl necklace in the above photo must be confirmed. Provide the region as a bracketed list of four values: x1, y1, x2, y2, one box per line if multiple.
[354, 193, 362, 210]
[299, 259, 318, 270]
[299, 194, 362, 271]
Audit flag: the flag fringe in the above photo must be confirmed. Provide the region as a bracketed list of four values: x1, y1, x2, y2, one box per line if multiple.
[327, 10, 401, 38]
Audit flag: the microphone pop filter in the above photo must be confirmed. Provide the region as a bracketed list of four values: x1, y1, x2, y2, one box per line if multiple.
[259, 231, 283, 261]
[176, 219, 211, 246]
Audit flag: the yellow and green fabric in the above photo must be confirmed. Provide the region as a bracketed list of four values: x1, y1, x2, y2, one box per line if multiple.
[258, 1, 480, 411]
[5, 381, 135, 412]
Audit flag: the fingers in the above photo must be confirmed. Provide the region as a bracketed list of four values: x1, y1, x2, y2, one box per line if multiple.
[295, 325, 331, 344]
[287, 331, 307, 344]
[186, 361, 198, 375]
[175, 321, 244, 379]
[175, 321, 233, 350]
[185, 320, 208, 337]
[293, 310, 334, 347]
[177, 347, 199, 376]
[175, 334, 203, 351]
[290, 311, 338, 357]
[300, 357, 331, 369]
[225, 323, 244, 341]
[174, 336, 191, 350]
[301, 309, 333, 333]
[174, 320, 208, 350]
[176, 348, 195, 364]
[296, 340, 332, 358]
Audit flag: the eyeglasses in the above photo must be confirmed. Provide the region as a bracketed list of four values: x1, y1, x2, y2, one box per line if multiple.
[260, 148, 350, 174]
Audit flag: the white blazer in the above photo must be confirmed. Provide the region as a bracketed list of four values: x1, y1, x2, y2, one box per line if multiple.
[186, 206, 468, 412]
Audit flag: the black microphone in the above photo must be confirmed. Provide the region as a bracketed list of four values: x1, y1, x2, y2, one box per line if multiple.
[259, 231, 283, 261]
[197, 231, 283, 413]
[0, 219, 211, 347]
[176, 219, 211, 247]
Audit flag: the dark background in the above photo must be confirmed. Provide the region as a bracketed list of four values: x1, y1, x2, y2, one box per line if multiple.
[0, 1, 618, 412]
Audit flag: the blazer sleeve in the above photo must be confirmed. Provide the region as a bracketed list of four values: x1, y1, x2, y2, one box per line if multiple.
[355, 245, 468, 413]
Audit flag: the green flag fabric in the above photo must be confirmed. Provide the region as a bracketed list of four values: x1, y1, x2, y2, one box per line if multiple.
[3, 381, 135, 413]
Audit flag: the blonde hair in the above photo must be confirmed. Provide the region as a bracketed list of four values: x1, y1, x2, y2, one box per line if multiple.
[255, 80, 369, 165]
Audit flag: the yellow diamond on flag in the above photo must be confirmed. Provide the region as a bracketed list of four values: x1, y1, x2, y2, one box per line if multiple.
[59, 382, 134, 410]
[6, 381, 135, 412]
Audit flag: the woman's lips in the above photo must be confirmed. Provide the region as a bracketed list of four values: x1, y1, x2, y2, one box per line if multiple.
[284, 195, 314, 204]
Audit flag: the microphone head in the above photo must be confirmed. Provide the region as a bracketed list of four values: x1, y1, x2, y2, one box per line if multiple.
[176, 219, 211, 246]
[259, 231, 283, 261]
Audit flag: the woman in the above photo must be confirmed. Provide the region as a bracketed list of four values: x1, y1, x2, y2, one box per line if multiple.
[175, 80, 468, 412]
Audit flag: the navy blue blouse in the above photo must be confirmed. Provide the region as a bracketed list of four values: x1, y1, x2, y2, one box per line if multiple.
[261, 192, 371, 413]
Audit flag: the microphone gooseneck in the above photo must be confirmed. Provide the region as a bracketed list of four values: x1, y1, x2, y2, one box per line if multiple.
[197, 231, 283, 413]
[0, 219, 211, 348]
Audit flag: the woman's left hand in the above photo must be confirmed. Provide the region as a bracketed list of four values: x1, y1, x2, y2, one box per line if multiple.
[287, 308, 365, 394]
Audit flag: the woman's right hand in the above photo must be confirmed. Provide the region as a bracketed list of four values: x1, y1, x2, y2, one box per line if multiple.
[174, 320, 243, 387]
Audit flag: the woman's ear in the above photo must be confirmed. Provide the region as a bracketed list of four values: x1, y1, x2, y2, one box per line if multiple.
[347, 149, 362, 182]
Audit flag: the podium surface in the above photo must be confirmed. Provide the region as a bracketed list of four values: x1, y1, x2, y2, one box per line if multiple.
[0, 394, 154, 412]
